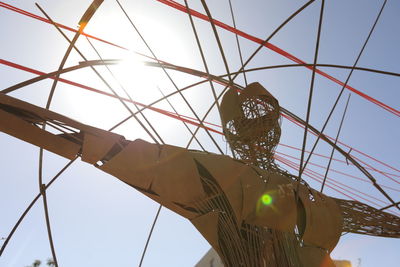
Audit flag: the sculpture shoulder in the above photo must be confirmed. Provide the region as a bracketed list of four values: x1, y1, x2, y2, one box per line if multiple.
[189, 149, 253, 187]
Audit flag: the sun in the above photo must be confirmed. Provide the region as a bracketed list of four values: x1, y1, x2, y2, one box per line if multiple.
[111, 52, 160, 102]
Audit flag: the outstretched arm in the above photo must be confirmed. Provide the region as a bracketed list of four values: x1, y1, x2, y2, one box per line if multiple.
[334, 197, 400, 238]
[0, 94, 297, 226]
[0, 93, 209, 219]
[3, 93, 398, 256]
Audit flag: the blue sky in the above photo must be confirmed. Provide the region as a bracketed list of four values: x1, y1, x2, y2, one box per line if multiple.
[1, 0, 399, 266]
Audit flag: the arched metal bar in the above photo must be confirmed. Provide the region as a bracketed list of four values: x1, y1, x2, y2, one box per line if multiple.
[5, 59, 399, 96]
[33, 2, 104, 266]
[234, 63, 400, 78]
[2, 61, 118, 94]
[280, 107, 399, 211]
[2, 58, 398, 210]
[36, 1, 104, 265]
[141, 61, 399, 211]
[37, 3, 163, 145]
[116, 0, 224, 155]
[381, 201, 400, 211]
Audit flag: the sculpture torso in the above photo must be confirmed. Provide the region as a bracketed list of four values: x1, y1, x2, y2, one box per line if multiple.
[96, 138, 341, 266]
[1, 89, 399, 267]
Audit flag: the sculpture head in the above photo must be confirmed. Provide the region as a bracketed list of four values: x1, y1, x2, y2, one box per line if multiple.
[220, 82, 281, 169]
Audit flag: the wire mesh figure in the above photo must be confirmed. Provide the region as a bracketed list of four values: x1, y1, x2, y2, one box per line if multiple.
[220, 82, 282, 172]
[0, 90, 399, 266]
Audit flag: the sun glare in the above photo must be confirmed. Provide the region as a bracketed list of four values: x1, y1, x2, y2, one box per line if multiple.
[61, 8, 200, 139]
[112, 52, 157, 98]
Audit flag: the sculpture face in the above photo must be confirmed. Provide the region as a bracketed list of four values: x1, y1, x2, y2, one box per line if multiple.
[220, 82, 281, 169]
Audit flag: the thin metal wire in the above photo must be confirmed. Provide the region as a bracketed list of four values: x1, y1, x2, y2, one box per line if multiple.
[85, 36, 164, 144]
[108, 79, 210, 132]
[381, 201, 400, 211]
[281, 107, 400, 211]
[183, 0, 222, 115]
[299, 0, 390, 182]
[6, 58, 399, 99]
[2, 0, 398, 264]
[184, 0, 316, 148]
[321, 94, 351, 192]
[0, 158, 77, 256]
[156, 86, 206, 151]
[275, 150, 400, 193]
[231, 0, 316, 82]
[34, 1, 97, 264]
[5, 58, 399, 146]
[1, 61, 117, 94]
[115, 0, 224, 154]
[38, 153, 58, 266]
[200, 0, 233, 84]
[36, 3, 162, 145]
[114, 1, 230, 263]
[185, 81, 228, 148]
[183, 0, 226, 150]
[231, 63, 400, 78]
[297, 0, 325, 192]
[227, 0, 248, 86]
[138, 205, 162, 267]
[28, 16, 187, 267]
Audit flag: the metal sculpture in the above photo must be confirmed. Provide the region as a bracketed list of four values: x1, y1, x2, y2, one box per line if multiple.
[220, 82, 282, 171]
[1, 1, 400, 266]
[1, 87, 399, 266]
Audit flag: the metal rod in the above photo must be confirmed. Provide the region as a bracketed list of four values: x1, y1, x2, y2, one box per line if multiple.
[115, 0, 224, 154]
[227, 0, 248, 86]
[299, 0, 388, 176]
[321, 94, 351, 192]
[297, 0, 325, 197]
[0, 158, 77, 256]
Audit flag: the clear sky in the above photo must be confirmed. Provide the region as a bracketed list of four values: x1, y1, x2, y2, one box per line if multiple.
[1, 0, 399, 266]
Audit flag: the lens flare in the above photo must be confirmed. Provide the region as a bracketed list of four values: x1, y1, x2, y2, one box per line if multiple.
[261, 194, 273, 206]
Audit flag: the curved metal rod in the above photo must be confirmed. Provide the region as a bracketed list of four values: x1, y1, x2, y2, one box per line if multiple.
[297, 0, 325, 191]
[184, 0, 223, 114]
[143, 61, 399, 210]
[142, 60, 400, 79]
[138, 205, 162, 267]
[37, 4, 162, 145]
[1, 61, 118, 94]
[281, 107, 399, 211]
[227, 0, 248, 85]
[5, 59, 398, 96]
[0, 59, 215, 133]
[0, 158, 77, 257]
[3, 57, 398, 137]
[381, 201, 400, 211]
[35, 2, 103, 266]
[2, 58, 397, 209]
[107, 79, 210, 131]
[230, 0, 316, 83]
[0, 67, 211, 258]
[200, 0, 232, 83]
[116, 0, 224, 155]
[236, 63, 400, 78]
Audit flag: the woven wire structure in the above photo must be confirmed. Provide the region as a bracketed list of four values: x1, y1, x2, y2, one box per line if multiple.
[221, 83, 282, 171]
